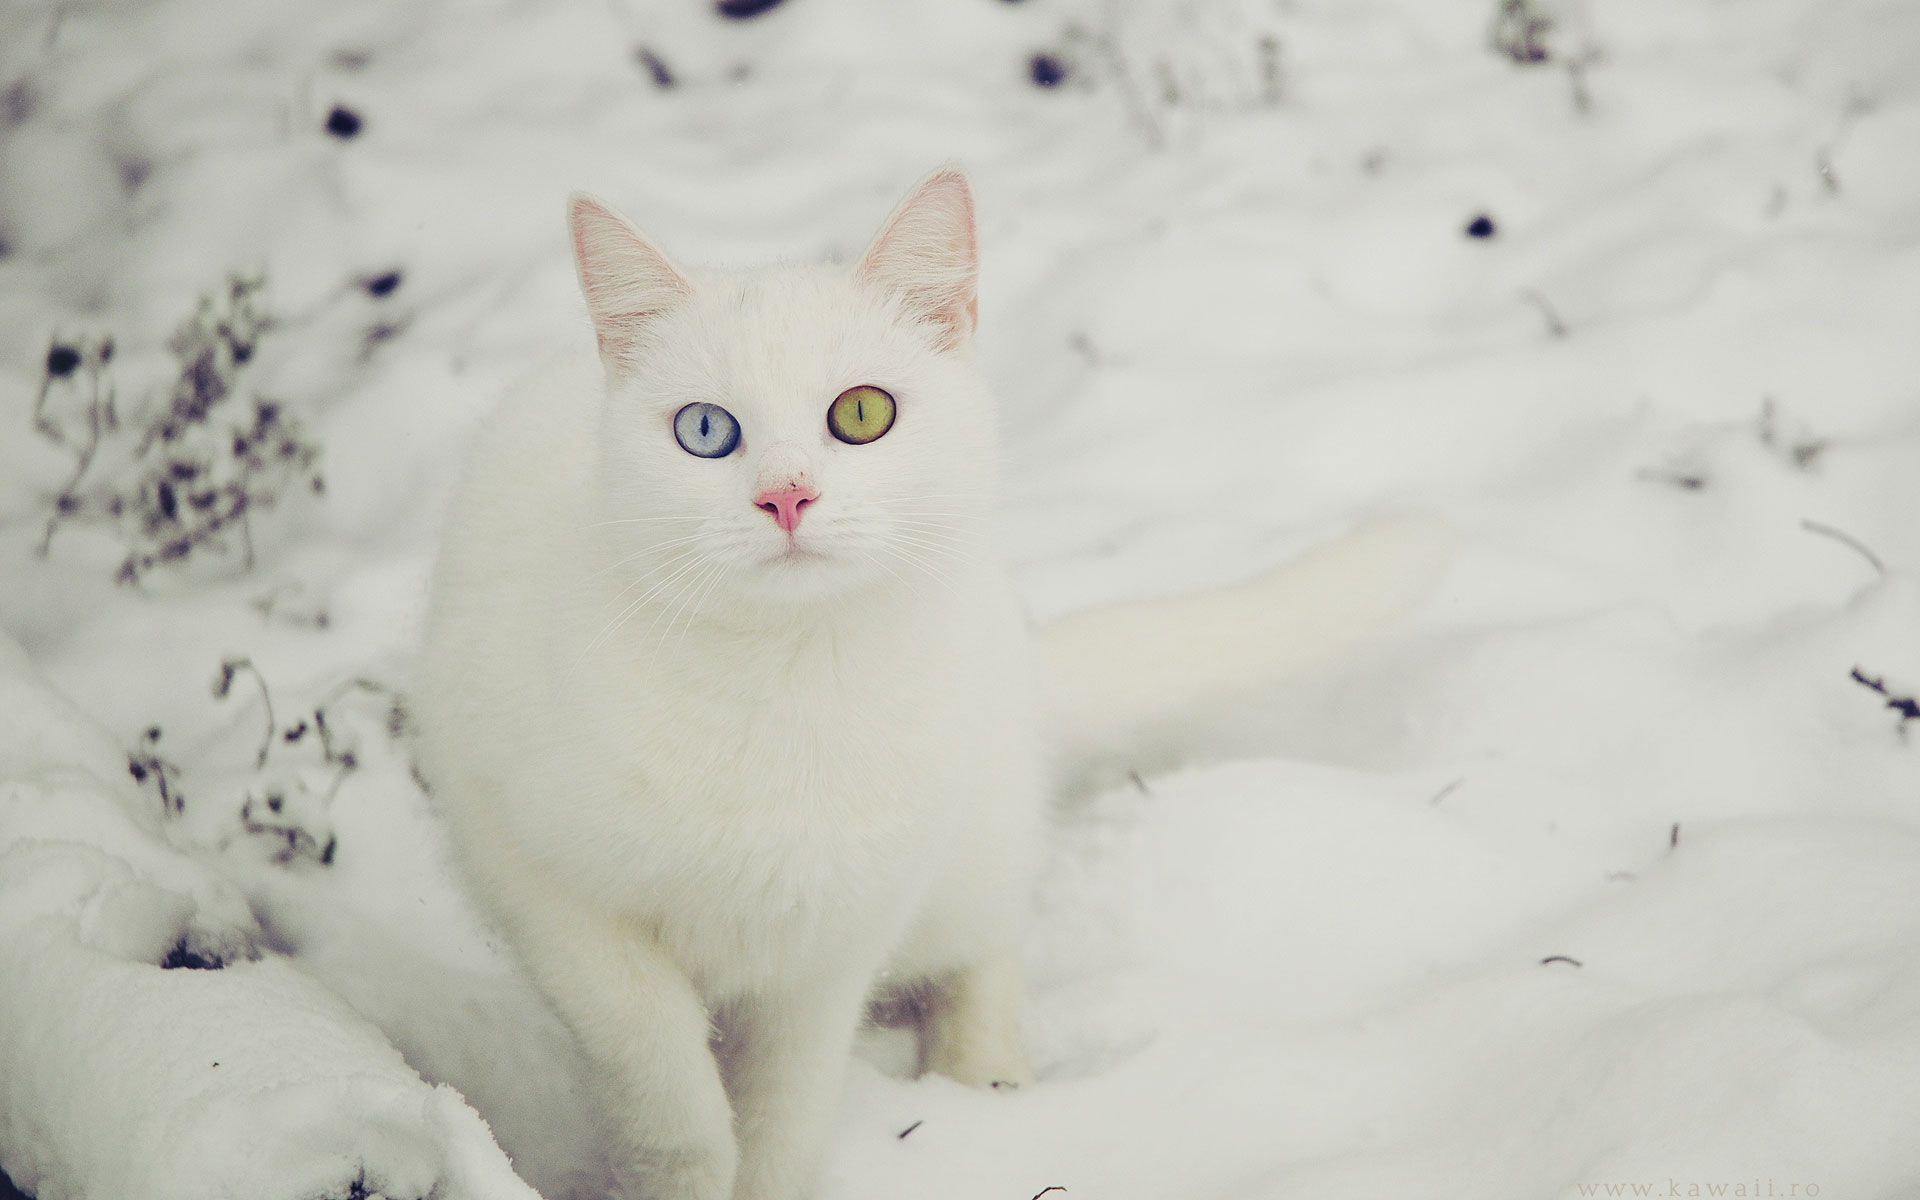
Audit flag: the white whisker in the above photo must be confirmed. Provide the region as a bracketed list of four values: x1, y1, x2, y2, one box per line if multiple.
[588, 534, 713, 580]
[590, 546, 705, 617]
[649, 557, 726, 655]
[888, 531, 974, 562]
[568, 551, 714, 682]
[585, 515, 707, 527]
[859, 548, 914, 590]
[672, 559, 733, 653]
[873, 541, 945, 582]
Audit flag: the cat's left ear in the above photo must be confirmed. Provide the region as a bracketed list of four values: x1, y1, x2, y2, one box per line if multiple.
[855, 168, 979, 350]
[569, 193, 692, 377]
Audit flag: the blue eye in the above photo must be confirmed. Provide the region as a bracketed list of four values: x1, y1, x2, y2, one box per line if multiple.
[673, 402, 741, 458]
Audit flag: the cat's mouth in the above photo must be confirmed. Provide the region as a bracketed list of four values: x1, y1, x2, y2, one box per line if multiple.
[767, 542, 829, 565]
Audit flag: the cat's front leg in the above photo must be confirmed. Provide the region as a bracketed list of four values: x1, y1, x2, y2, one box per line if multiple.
[920, 949, 1035, 1088]
[472, 847, 737, 1200]
[718, 973, 874, 1200]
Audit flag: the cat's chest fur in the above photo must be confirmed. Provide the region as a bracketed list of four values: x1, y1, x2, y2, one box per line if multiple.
[549, 601, 1020, 991]
[414, 351, 1036, 998]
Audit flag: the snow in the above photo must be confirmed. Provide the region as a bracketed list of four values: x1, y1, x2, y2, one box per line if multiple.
[3, 0, 1919, 1197]
[0, 630, 542, 1200]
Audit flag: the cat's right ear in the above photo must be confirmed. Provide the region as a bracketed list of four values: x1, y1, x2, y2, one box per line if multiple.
[569, 193, 691, 377]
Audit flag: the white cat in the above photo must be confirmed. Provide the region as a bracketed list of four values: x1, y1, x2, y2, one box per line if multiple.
[411, 169, 1452, 1200]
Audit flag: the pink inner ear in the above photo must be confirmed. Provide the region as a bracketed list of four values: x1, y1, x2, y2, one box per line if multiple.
[568, 194, 691, 373]
[856, 169, 980, 348]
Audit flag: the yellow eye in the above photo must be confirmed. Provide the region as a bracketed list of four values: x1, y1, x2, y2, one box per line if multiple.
[827, 385, 896, 445]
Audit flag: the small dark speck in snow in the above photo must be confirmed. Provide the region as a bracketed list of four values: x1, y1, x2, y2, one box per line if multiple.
[1030, 54, 1068, 88]
[325, 106, 362, 138]
[716, 0, 786, 18]
[635, 46, 675, 89]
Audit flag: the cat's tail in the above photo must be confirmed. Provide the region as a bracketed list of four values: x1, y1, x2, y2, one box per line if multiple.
[1035, 515, 1455, 794]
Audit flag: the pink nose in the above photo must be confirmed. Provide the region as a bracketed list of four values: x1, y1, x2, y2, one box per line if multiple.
[755, 484, 817, 534]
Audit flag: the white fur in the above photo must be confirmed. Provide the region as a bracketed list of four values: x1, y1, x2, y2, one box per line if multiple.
[1040, 513, 1458, 796]
[411, 171, 1452, 1200]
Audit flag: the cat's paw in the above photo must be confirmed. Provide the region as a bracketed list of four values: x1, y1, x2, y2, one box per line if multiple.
[916, 954, 1034, 1090]
[923, 1018, 1035, 1090]
[927, 1039, 1035, 1090]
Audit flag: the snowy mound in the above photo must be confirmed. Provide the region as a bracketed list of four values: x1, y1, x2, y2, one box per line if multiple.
[0, 633, 540, 1200]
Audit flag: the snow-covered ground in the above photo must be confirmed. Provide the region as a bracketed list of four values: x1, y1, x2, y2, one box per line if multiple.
[4, 0, 1920, 1196]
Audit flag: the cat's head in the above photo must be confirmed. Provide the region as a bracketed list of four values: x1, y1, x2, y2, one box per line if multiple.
[571, 170, 996, 612]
